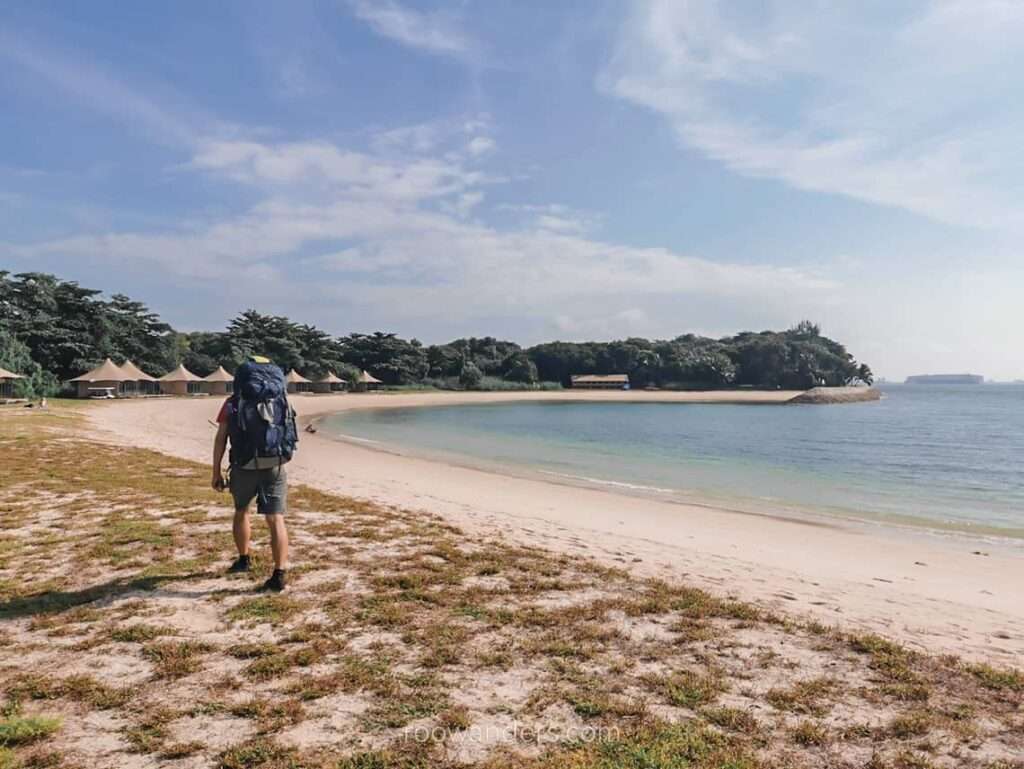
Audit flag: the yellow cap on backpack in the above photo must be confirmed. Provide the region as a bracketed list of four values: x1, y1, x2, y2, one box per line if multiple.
[250, 355, 271, 364]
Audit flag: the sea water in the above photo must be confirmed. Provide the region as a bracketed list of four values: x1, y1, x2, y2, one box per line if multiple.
[321, 385, 1024, 539]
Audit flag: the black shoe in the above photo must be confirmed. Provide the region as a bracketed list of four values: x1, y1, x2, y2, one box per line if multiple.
[227, 555, 251, 574]
[261, 569, 287, 592]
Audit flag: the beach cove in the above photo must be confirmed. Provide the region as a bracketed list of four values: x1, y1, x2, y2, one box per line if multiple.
[90, 390, 1024, 666]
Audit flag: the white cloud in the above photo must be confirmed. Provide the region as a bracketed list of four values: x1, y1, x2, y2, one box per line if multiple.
[605, 0, 1024, 231]
[190, 139, 485, 201]
[498, 203, 600, 235]
[5, 132, 838, 338]
[466, 136, 496, 156]
[349, 0, 475, 57]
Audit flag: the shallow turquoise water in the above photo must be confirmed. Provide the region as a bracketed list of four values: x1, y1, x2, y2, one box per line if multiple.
[321, 385, 1024, 538]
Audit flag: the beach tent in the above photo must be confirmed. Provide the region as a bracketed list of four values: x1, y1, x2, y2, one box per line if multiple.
[202, 365, 234, 395]
[0, 366, 25, 399]
[158, 364, 203, 396]
[314, 372, 347, 394]
[70, 358, 134, 398]
[353, 370, 382, 392]
[119, 359, 158, 395]
[285, 369, 313, 394]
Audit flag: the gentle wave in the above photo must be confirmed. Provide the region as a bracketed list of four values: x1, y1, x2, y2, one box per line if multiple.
[537, 469, 677, 495]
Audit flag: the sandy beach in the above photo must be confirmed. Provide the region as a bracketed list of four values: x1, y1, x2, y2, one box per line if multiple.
[87, 391, 1024, 667]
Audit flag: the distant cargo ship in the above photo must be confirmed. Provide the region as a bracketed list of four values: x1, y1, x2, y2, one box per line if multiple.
[904, 374, 984, 385]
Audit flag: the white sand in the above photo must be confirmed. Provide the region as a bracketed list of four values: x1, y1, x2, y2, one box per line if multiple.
[90, 392, 1024, 665]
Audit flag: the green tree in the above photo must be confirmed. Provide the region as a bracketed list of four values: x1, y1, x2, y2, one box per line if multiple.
[1, 272, 110, 381]
[0, 330, 59, 398]
[459, 361, 483, 389]
[341, 332, 428, 385]
[502, 351, 538, 384]
[178, 331, 244, 376]
[103, 294, 175, 374]
[426, 344, 465, 378]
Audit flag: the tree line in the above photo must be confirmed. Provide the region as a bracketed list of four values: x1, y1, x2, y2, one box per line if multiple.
[1, 271, 872, 398]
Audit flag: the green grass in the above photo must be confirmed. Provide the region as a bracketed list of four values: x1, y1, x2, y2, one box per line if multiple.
[966, 663, 1023, 692]
[227, 596, 304, 625]
[643, 670, 726, 709]
[0, 713, 61, 746]
[527, 722, 760, 769]
[765, 677, 839, 716]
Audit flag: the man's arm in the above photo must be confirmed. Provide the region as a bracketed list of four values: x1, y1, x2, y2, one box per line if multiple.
[212, 421, 229, 490]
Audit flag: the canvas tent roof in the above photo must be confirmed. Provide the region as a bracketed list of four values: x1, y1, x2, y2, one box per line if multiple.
[318, 372, 344, 384]
[286, 369, 312, 384]
[159, 364, 201, 383]
[358, 370, 382, 384]
[120, 360, 156, 381]
[202, 366, 233, 382]
[70, 359, 134, 383]
[0, 367, 25, 380]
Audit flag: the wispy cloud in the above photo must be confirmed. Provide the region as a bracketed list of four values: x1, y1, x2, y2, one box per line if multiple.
[349, 0, 476, 58]
[0, 30, 216, 148]
[604, 0, 1024, 231]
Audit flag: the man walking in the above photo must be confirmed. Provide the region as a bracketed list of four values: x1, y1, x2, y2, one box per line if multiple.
[211, 357, 298, 592]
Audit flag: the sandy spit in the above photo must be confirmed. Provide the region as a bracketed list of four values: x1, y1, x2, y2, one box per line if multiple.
[89, 391, 1024, 665]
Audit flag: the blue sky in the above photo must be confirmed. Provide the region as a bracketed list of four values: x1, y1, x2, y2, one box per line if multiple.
[2, 0, 1023, 380]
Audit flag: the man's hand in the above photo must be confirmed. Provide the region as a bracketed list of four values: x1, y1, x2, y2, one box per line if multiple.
[212, 419, 229, 492]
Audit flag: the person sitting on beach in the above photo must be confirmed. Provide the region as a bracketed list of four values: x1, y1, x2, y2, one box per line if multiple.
[211, 357, 298, 592]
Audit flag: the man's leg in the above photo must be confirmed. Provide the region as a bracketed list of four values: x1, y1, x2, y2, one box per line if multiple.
[265, 514, 289, 570]
[227, 469, 257, 573]
[233, 506, 252, 557]
[259, 466, 289, 591]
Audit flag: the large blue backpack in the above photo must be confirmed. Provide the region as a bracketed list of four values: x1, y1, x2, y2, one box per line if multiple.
[227, 361, 298, 469]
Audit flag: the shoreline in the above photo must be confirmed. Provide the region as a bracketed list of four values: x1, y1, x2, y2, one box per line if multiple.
[319, 410, 1024, 546]
[87, 392, 1024, 665]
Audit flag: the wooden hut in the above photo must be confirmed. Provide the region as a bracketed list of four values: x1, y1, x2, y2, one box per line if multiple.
[159, 364, 203, 396]
[202, 366, 234, 396]
[314, 372, 347, 394]
[70, 359, 134, 398]
[570, 374, 630, 390]
[120, 360, 158, 395]
[285, 369, 313, 394]
[0, 366, 25, 399]
[353, 370, 382, 392]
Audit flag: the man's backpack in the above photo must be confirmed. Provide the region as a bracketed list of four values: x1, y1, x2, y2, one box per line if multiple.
[227, 361, 298, 469]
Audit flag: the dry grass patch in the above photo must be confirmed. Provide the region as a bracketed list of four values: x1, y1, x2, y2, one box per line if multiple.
[1, 408, 1023, 768]
[141, 639, 213, 679]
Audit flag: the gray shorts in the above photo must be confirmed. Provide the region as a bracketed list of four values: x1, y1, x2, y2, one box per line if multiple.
[230, 466, 288, 515]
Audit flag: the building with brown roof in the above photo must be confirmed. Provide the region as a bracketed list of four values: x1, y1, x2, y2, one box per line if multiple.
[570, 374, 630, 390]
[0, 366, 25, 399]
[285, 369, 313, 394]
[159, 364, 203, 396]
[314, 372, 347, 393]
[353, 370, 382, 392]
[70, 359, 134, 398]
[202, 365, 234, 396]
